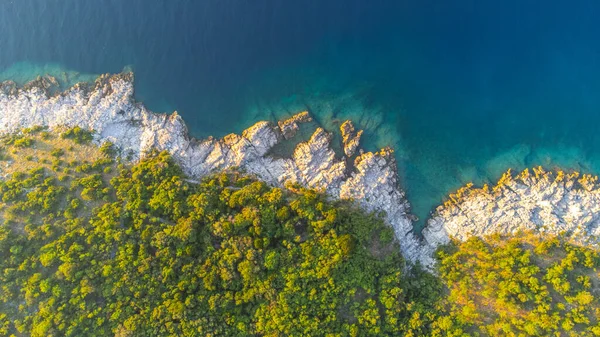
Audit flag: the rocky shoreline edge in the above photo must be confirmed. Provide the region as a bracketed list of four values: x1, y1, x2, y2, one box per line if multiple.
[2, 72, 600, 267]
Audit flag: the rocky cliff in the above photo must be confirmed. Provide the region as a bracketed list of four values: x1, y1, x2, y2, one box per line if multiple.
[0, 72, 425, 264]
[422, 167, 600, 257]
[4, 72, 599, 268]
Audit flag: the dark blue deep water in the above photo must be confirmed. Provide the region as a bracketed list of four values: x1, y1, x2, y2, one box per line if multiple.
[2, 0, 600, 227]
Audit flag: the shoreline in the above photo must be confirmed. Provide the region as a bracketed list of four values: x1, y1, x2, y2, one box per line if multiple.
[3, 72, 600, 267]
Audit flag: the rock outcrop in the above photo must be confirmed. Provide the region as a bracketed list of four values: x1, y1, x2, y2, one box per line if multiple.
[277, 111, 312, 139]
[340, 120, 362, 157]
[422, 167, 600, 259]
[0, 72, 424, 264]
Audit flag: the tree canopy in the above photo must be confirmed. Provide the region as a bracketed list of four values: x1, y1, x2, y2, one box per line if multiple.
[0, 128, 438, 336]
[435, 233, 600, 336]
[2, 127, 600, 337]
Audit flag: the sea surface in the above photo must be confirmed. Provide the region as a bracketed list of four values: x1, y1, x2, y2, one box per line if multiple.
[2, 0, 600, 229]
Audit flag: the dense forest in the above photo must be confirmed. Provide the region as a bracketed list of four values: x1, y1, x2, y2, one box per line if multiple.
[1, 127, 600, 336]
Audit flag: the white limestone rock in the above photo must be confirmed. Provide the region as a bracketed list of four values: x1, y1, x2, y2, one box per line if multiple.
[277, 110, 312, 139]
[291, 128, 346, 190]
[0, 72, 420, 263]
[12, 72, 600, 269]
[421, 167, 600, 263]
[340, 148, 426, 265]
[340, 120, 363, 157]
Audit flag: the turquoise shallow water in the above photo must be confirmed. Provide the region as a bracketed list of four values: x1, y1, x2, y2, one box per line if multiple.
[2, 1, 600, 229]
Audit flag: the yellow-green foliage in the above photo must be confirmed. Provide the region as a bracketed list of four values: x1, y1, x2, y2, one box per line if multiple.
[0, 128, 117, 225]
[0, 138, 439, 336]
[5, 128, 600, 337]
[60, 126, 94, 144]
[435, 233, 600, 336]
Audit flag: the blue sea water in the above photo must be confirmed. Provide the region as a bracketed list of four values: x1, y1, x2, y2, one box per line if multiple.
[2, 0, 600, 228]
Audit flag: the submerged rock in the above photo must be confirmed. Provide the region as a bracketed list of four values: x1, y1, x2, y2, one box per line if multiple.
[0, 72, 422, 263]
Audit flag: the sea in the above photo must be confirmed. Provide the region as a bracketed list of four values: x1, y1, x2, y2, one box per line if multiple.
[2, 0, 600, 229]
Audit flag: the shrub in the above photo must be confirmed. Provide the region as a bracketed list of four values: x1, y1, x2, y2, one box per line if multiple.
[99, 141, 116, 158]
[13, 137, 34, 148]
[61, 126, 93, 144]
[50, 149, 64, 158]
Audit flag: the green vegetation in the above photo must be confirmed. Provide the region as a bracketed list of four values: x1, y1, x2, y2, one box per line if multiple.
[435, 233, 600, 336]
[60, 126, 94, 144]
[0, 130, 438, 337]
[3, 134, 35, 148]
[2, 128, 600, 337]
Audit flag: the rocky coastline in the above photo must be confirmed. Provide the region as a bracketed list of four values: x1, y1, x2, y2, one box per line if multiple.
[0, 72, 424, 263]
[3, 72, 600, 267]
[422, 167, 600, 257]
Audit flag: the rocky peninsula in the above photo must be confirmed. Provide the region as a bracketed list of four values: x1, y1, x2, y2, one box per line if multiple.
[3, 72, 600, 267]
[422, 167, 600, 257]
